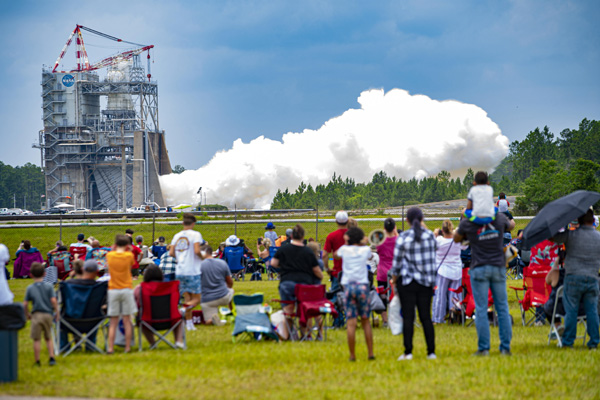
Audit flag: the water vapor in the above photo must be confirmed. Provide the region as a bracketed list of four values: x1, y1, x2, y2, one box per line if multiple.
[159, 88, 509, 209]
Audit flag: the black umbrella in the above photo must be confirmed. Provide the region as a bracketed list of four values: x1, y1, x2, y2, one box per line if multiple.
[521, 190, 600, 250]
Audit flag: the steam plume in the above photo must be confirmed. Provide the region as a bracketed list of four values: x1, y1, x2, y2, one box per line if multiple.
[159, 88, 509, 209]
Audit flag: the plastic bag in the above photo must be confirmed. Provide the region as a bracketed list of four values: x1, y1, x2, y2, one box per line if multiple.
[388, 295, 403, 335]
[369, 290, 385, 313]
[0, 304, 26, 330]
[270, 310, 289, 340]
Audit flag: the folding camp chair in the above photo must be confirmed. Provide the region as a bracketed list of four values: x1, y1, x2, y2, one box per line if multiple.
[232, 293, 278, 342]
[510, 266, 551, 326]
[449, 268, 494, 327]
[56, 281, 108, 356]
[138, 280, 186, 351]
[224, 246, 245, 281]
[69, 246, 88, 261]
[547, 286, 588, 347]
[274, 284, 338, 341]
[51, 251, 72, 281]
[151, 245, 167, 259]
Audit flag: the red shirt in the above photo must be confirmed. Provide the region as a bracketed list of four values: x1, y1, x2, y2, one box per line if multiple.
[324, 228, 347, 277]
[129, 245, 141, 270]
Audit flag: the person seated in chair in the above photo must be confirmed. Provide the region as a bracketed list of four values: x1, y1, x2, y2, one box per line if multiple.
[70, 233, 92, 252]
[200, 246, 234, 326]
[14, 240, 44, 278]
[60, 260, 101, 351]
[134, 265, 184, 349]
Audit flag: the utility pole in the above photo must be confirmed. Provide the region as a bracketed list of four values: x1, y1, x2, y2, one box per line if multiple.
[13, 194, 15, 208]
[121, 123, 127, 211]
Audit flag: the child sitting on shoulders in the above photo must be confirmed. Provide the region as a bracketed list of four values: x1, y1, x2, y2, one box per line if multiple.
[496, 192, 513, 220]
[334, 227, 375, 362]
[464, 171, 496, 225]
[24, 262, 58, 366]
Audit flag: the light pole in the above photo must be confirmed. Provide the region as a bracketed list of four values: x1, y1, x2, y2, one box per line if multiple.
[197, 187, 202, 209]
[132, 158, 147, 204]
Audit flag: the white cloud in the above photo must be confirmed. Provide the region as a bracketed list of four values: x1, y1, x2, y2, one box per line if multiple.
[160, 88, 509, 208]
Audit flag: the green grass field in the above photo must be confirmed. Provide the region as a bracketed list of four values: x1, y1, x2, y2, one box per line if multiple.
[1, 219, 598, 399]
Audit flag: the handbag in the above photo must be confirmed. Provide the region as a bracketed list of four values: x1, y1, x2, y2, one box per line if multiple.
[436, 240, 454, 272]
[368, 290, 385, 312]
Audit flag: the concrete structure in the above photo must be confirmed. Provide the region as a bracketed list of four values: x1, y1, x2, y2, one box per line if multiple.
[35, 55, 171, 210]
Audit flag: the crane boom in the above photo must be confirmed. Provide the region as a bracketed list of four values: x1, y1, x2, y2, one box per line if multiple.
[51, 25, 154, 80]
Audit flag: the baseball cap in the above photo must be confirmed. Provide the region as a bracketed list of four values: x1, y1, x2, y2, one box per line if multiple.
[335, 211, 349, 224]
[158, 236, 165, 242]
[83, 259, 98, 273]
[77, 233, 85, 241]
[285, 228, 293, 237]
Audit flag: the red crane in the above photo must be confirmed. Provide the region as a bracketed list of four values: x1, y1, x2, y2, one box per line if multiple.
[51, 25, 154, 81]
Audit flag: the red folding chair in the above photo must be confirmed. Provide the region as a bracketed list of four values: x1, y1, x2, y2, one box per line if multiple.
[69, 246, 88, 261]
[273, 284, 338, 341]
[138, 281, 186, 351]
[510, 265, 551, 326]
[449, 268, 494, 326]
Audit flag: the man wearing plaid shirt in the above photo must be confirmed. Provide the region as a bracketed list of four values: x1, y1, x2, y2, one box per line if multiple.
[159, 246, 177, 282]
[391, 207, 437, 360]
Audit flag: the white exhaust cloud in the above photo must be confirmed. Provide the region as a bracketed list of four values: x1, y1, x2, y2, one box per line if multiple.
[159, 88, 509, 209]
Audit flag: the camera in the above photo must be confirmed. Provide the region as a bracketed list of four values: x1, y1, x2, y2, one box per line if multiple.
[257, 237, 262, 244]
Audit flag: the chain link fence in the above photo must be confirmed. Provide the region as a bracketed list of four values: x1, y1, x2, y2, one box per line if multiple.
[0, 213, 534, 257]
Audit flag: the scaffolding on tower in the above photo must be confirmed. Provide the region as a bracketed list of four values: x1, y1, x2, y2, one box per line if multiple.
[34, 25, 171, 211]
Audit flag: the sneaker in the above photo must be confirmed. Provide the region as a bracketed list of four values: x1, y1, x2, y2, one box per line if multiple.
[473, 350, 489, 356]
[186, 320, 196, 331]
[211, 314, 225, 326]
[175, 341, 185, 349]
[34, 360, 41, 367]
[397, 354, 413, 361]
[500, 349, 512, 356]
[534, 321, 544, 327]
[49, 357, 56, 366]
[427, 353, 437, 360]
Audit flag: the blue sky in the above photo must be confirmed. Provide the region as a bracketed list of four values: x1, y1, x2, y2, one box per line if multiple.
[0, 0, 598, 170]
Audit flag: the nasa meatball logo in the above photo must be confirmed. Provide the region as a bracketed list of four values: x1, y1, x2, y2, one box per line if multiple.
[62, 74, 75, 87]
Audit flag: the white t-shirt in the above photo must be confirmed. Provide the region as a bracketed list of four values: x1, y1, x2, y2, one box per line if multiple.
[367, 252, 379, 275]
[435, 237, 463, 281]
[337, 245, 372, 286]
[171, 230, 203, 276]
[70, 242, 92, 251]
[467, 185, 494, 218]
[0, 244, 14, 305]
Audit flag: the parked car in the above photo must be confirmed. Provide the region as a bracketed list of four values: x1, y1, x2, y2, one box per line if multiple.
[68, 208, 91, 215]
[22, 210, 34, 215]
[7, 208, 23, 215]
[127, 207, 145, 213]
[100, 208, 112, 213]
[159, 207, 167, 212]
[48, 208, 68, 214]
[0, 208, 8, 215]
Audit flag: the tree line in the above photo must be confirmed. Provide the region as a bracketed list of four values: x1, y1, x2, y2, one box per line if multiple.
[0, 162, 46, 211]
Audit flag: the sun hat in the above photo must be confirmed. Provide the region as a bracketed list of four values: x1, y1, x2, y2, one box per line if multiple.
[335, 211, 349, 224]
[85, 236, 96, 243]
[226, 235, 240, 246]
[265, 222, 276, 230]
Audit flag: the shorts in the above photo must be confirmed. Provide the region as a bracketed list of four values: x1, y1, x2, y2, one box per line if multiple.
[30, 312, 53, 341]
[201, 289, 234, 322]
[177, 275, 202, 294]
[278, 281, 297, 302]
[344, 282, 371, 320]
[107, 288, 138, 317]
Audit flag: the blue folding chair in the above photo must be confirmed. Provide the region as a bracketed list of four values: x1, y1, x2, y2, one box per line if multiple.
[224, 246, 245, 281]
[56, 281, 108, 356]
[232, 294, 278, 343]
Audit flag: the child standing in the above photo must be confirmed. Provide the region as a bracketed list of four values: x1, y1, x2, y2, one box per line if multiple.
[464, 171, 496, 224]
[23, 262, 58, 366]
[106, 234, 137, 354]
[496, 192, 513, 219]
[335, 227, 375, 361]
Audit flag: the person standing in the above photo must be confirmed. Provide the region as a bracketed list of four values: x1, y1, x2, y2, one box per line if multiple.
[376, 218, 398, 326]
[551, 207, 600, 349]
[335, 228, 375, 361]
[169, 213, 205, 331]
[323, 211, 349, 292]
[391, 207, 437, 360]
[106, 235, 137, 354]
[454, 206, 515, 356]
[432, 220, 464, 324]
[264, 222, 278, 246]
